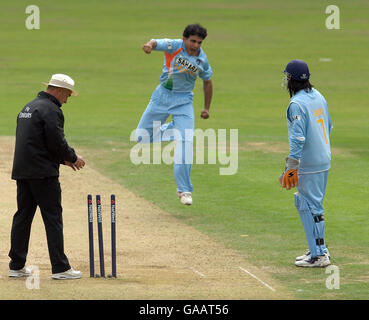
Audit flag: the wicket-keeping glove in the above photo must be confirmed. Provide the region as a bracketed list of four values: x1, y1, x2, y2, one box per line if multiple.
[279, 157, 299, 190]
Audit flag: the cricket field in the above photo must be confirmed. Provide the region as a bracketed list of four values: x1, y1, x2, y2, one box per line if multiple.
[0, 0, 368, 301]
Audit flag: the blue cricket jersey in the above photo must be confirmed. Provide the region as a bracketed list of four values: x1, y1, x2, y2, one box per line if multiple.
[152, 38, 212, 92]
[287, 88, 333, 174]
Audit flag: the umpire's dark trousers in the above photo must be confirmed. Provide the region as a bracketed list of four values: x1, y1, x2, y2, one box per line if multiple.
[9, 177, 71, 274]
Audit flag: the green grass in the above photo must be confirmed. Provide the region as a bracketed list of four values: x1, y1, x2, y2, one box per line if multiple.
[1, 0, 368, 299]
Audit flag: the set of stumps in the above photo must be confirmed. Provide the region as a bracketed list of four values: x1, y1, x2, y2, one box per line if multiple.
[87, 194, 117, 278]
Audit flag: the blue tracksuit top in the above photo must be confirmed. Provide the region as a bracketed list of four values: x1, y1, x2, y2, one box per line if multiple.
[287, 88, 333, 174]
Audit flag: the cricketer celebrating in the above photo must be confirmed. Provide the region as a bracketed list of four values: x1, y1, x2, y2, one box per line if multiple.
[136, 24, 213, 206]
[280, 60, 332, 267]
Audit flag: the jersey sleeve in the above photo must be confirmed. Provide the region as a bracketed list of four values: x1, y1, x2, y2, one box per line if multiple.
[153, 38, 182, 53]
[287, 102, 306, 160]
[43, 107, 77, 163]
[199, 60, 212, 80]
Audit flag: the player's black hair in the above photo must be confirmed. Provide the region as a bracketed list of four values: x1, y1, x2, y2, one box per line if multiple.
[183, 24, 207, 39]
[287, 78, 313, 97]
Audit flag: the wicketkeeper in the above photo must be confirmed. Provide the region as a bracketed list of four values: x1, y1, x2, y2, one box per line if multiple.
[279, 60, 333, 267]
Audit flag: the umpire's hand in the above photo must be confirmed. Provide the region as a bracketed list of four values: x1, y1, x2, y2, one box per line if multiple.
[65, 156, 85, 171]
[74, 155, 85, 170]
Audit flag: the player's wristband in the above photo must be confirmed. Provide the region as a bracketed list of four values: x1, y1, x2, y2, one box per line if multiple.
[285, 157, 299, 170]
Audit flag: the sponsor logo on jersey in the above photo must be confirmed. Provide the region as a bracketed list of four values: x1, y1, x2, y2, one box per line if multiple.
[175, 57, 199, 73]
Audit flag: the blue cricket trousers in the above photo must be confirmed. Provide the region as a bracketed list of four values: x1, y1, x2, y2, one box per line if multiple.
[136, 84, 194, 192]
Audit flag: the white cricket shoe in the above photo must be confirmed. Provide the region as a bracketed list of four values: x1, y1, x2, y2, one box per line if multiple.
[295, 254, 331, 268]
[177, 192, 192, 206]
[296, 251, 311, 261]
[52, 268, 82, 280]
[9, 267, 32, 278]
[296, 248, 330, 261]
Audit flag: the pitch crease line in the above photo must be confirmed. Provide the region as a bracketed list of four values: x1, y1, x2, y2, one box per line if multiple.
[239, 266, 276, 292]
[190, 267, 206, 278]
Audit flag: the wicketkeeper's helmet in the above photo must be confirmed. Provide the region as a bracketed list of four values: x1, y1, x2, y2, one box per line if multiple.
[283, 59, 310, 82]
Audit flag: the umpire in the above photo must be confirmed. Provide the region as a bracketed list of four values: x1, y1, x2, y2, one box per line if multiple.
[9, 74, 85, 280]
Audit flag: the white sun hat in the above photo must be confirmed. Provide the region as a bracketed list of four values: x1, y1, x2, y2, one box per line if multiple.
[43, 73, 78, 96]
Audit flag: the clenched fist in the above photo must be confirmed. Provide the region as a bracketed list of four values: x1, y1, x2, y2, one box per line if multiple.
[142, 40, 157, 54]
[201, 109, 209, 119]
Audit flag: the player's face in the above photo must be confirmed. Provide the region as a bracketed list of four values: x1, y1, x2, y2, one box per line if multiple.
[183, 35, 203, 56]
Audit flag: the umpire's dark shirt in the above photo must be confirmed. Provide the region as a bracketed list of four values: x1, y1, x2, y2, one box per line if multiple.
[11, 91, 77, 180]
